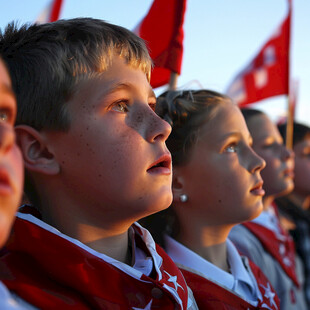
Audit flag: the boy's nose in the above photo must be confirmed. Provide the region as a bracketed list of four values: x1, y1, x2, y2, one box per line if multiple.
[0, 124, 15, 155]
[147, 112, 172, 143]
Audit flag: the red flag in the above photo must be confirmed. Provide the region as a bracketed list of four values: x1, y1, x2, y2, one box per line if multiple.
[226, 1, 291, 107]
[36, 0, 64, 24]
[133, 0, 186, 88]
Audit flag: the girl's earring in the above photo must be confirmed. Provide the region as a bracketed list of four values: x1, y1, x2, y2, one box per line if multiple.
[180, 194, 188, 203]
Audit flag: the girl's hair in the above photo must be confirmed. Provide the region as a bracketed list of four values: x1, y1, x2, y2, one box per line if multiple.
[156, 89, 232, 166]
[140, 89, 232, 247]
[278, 122, 310, 146]
[240, 107, 265, 124]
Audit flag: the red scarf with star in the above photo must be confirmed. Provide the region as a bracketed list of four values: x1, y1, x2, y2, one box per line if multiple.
[180, 260, 280, 310]
[0, 214, 189, 310]
[242, 208, 299, 288]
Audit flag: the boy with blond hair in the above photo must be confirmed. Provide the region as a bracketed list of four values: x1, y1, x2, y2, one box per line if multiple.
[0, 19, 196, 309]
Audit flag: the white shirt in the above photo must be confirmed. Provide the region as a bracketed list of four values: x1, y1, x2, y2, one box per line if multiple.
[165, 236, 262, 305]
[0, 281, 36, 310]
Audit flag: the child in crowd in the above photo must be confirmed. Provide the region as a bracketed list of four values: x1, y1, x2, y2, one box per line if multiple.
[0, 58, 32, 308]
[276, 122, 310, 307]
[141, 90, 280, 309]
[0, 19, 197, 309]
[229, 109, 307, 310]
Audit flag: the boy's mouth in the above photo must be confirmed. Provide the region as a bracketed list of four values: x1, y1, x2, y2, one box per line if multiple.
[147, 154, 171, 175]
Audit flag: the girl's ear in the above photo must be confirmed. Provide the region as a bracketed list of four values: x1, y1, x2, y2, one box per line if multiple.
[15, 125, 60, 175]
[172, 168, 186, 203]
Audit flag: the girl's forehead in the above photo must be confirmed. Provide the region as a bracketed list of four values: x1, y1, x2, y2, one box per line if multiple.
[198, 103, 247, 140]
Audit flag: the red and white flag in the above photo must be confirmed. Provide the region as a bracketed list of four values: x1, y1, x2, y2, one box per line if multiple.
[133, 0, 187, 88]
[226, 0, 292, 107]
[36, 0, 64, 24]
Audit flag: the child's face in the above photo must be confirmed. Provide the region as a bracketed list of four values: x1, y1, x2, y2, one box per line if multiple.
[44, 55, 172, 224]
[174, 103, 265, 225]
[0, 60, 24, 247]
[293, 136, 310, 197]
[247, 114, 294, 198]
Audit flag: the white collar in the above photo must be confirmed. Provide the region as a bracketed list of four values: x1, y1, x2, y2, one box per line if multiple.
[0, 281, 36, 309]
[165, 236, 261, 304]
[252, 207, 284, 237]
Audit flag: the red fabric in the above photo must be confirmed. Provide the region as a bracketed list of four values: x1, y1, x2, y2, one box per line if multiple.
[226, 0, 291, 106]
[181, 260, 280, 309]
[0, 215, 189, 309]
[134, 0, 186, 88]
[49, 0, 63, 22]
[242, 220, 299, 287]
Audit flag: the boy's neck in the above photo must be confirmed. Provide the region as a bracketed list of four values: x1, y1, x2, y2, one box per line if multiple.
[82, 224, 132, 264]
[39, 208, 133, 264]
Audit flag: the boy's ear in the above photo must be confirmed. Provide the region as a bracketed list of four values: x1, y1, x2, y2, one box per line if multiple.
[15, 125, 60, 175]
[172, 169, 186, 203]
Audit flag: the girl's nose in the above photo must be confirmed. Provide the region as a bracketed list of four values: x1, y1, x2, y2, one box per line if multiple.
[249, 148, 266, 173]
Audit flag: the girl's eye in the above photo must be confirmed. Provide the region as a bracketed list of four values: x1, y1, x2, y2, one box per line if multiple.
[224, 144, 237, 153]
[110, 100, 129, 113]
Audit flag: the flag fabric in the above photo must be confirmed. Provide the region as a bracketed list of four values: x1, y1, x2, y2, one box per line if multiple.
[226, 0, 292, 107]
[36, 0, 64, 24]
[133, 0, 187, 88]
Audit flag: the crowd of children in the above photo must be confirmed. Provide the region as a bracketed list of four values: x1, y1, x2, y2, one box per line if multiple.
[0, 16, 308, 309]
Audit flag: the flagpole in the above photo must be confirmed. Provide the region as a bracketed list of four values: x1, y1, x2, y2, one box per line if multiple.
[285, 0, 293, 150]
[168, 72, 179, 90]
[286, 95, 294, 150]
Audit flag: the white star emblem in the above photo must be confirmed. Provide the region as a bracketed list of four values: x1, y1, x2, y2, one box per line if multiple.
[279, 243, 285, 255]
[132, 299, 152, 310]
[283, 256, 291, 266]
[260, 283, 278, 310]
[164, 271, 184, 292]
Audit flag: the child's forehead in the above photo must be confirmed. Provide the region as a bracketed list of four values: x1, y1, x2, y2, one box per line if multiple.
[198, 103, 245, 139]
[0, 61, 11, 86]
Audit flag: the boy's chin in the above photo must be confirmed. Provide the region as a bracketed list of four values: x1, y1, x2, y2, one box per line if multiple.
[145, 193, 173, 216]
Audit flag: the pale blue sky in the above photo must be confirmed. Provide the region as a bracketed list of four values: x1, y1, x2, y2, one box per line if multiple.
[1, 0, 309, 125]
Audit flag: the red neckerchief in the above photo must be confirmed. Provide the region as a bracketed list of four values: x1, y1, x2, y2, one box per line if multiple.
[243, 204, 299, 287]
[180, 259, 280, 310]
[0, 214, 189, 310]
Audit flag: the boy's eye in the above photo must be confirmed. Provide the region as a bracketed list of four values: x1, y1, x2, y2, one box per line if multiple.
[111, 100, 129, 113]
[0, 109, 11, 123]
[224, 144, 237, 153]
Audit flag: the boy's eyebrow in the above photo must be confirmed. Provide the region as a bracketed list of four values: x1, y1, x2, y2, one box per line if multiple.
[106, 82, 156, 99]
[219, 131, 252, 142]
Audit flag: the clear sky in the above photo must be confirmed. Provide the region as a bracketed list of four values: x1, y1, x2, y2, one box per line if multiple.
[1, 0, 309, 126]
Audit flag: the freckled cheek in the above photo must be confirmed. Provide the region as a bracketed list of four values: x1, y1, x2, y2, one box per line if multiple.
[127, 109, 159, 134]
[127, 110, 145, 132]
